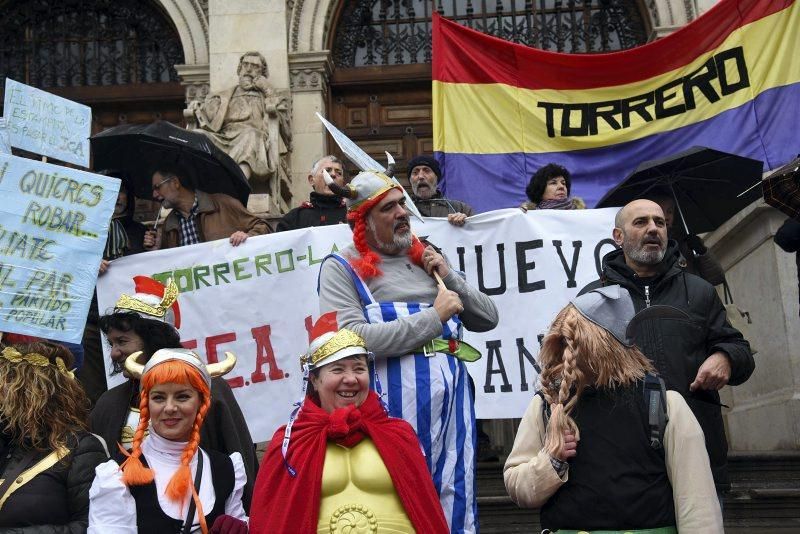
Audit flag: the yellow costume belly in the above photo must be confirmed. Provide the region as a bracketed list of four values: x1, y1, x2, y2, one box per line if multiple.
[317, 439, 414, 534]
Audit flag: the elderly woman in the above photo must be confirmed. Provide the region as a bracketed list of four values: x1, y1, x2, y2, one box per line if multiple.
[0, 342, 109, 531]
[250, 312, 448, 534]
[90, 276, 257, 510]
[521, 163, 585, 211]
[89, 348, 248, 534]
[504, 287, 723, 533]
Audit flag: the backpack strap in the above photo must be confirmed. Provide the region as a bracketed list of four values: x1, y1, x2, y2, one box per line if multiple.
[643, 373, 669, 450]
[536, 391, 551, 425]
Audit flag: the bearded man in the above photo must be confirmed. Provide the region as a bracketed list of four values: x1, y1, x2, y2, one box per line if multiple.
[317, 170, 498, 534]
[580, 199, 754, 499]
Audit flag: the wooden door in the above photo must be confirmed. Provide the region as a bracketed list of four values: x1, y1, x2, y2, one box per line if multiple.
[328, 65, 434, 187]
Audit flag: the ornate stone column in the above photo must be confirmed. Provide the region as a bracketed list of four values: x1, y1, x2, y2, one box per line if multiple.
[288, 50, 333, 206]
[175, 63, 211, 112]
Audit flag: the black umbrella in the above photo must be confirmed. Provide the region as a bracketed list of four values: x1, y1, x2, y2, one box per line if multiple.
[90, 121, 251, 206]
[761, 155, 800, 221]
[596, 146, 763, 234]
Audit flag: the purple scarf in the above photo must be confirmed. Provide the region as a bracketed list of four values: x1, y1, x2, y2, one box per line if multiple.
[537, 197, 575, 210]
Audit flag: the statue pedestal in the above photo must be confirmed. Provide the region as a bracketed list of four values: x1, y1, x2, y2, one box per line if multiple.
[247, 193, 275, 215]
[705, 200, 800, 451]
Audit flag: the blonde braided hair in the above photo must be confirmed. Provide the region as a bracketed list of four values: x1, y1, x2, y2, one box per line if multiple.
[539, 304, 655, 457]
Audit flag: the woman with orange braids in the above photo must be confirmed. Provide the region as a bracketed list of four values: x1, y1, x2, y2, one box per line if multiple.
[88, 348, 248, 534]
[504, 286, 723, 533]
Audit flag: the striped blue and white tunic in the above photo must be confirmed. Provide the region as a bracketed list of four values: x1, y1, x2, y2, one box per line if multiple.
[318, 247, 499, 534]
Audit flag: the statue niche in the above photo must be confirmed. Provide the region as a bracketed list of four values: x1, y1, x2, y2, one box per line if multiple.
[187, 51, 292, 211]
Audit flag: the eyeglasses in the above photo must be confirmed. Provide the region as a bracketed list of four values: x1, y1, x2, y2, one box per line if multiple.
[152, 176, 175, 191]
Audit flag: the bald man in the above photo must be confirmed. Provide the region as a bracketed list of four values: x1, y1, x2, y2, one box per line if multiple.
[581, 199, 754, 497]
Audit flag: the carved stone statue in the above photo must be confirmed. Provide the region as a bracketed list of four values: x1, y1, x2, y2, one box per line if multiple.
[189, 51, 292, 209]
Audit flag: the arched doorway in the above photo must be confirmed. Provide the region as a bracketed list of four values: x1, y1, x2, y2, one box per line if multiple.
[0, 0, 187, 136]
[327, 1, 650, 184]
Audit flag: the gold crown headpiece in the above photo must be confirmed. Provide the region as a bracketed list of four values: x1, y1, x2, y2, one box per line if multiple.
[1, 346, 75, 379]
[301, 328, 368, 370]
[114, 277, 180, 327]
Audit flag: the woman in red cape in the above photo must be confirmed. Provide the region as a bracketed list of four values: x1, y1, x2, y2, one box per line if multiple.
[250, 312, 449, 534]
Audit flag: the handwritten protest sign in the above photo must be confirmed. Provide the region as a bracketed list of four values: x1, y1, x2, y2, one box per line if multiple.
[97, 208, 617, 442]
[3, 79, 91, 167]
[0, 118, 11, 155]
[0, 154, 118, 343]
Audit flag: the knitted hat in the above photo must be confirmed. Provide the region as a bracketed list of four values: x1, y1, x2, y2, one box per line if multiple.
[407, 155, 441, 179]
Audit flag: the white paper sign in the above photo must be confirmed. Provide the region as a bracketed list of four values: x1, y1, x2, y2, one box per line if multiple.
[3, 79, 91, 167]
[0, 154, 119, 342]
[97, 208, 618, 442]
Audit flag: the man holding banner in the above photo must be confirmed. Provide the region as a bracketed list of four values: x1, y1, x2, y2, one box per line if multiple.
[318, 170, 498, 534]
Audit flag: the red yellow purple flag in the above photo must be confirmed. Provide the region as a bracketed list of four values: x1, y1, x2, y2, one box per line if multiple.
[432, 0, 800, 211]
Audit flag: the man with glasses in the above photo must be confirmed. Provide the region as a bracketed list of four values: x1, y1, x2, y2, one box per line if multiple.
[143, 162, 269, 250]
[275, 155, 348, 232]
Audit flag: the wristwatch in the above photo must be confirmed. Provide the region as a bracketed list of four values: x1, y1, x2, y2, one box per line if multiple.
[549, 456, 569, 477]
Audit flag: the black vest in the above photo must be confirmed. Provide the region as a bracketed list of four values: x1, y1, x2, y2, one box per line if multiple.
[130, 450, 235, 533]
[540, 384, 676, 531]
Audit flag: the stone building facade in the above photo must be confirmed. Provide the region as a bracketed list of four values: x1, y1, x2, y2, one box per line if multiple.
[4, 0, 797, 453]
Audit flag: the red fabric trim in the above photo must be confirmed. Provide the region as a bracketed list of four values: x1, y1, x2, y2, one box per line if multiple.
[131, 275, 181, 329]
[249, 392, 449, 534]
[432, 0, 793, 90]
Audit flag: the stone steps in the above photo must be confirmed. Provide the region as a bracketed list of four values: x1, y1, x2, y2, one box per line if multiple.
[476, 451, 800, 532]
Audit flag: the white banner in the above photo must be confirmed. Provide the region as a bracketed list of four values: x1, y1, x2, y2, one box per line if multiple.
[3, 79, 91, 167]
[97, 208, 618, 442]
[0, 154, 119, 343]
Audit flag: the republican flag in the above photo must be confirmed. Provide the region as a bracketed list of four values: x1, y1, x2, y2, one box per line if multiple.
[432, 0, 800, 211]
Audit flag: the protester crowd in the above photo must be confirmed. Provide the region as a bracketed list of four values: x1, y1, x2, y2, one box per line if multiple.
[0, 153, 757, 534]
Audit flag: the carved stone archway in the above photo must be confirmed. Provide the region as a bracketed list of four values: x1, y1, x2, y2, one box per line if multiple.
[153, 0, 211, 104]
[286, 0, 706, 56]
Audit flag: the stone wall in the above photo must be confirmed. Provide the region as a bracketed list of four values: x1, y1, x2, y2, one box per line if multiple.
[706, 201, 800, 451]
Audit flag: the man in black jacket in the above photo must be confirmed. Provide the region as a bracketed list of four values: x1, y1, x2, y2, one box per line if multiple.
[408, 154, 474, 226]
[276, 155, 347, 231]
[581, 199, 755, 492]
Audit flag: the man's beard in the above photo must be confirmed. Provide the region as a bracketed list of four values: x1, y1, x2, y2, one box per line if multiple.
[623, 234, 666, 265]
[367, 216, 413, 252]
[411, 181, 435, 200]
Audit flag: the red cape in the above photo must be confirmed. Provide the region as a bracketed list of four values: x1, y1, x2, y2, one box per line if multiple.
[250, 391, 449, 533]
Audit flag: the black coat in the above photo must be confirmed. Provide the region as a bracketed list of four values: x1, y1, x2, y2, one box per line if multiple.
[581, 241, 754, 489]
[411, 190, 474, 217]
[89, 377, 258, 511]
[276, 192, 347, 232]
[0, 432, 109, 533]
[774, 218, 800, 315]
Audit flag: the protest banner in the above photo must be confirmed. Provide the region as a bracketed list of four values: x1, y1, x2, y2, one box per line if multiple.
[0, 153, 119, 343]
[432, 0, 800, 210]
[98, 208, 617, 442]
[3, 78, 92, 167]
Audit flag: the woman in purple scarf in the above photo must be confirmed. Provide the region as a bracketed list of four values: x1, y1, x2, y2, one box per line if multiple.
[521, 163, 586, 211]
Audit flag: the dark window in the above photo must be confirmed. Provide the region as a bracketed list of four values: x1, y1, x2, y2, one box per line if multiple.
[0, 0, 185, 88]
[333, 0, 648, 67]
